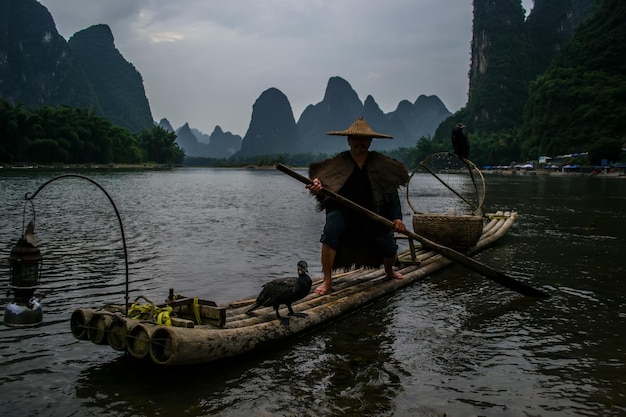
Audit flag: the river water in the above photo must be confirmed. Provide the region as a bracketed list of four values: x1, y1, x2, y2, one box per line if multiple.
[0, 168, 624, 417]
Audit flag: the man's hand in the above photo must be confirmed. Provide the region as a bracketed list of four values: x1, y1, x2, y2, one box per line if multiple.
[306, 177, 323, 194]
[392, 219, 407, 233]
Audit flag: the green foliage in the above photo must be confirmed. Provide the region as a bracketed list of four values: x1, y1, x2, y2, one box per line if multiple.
[432, 0, 623, 165]
[465, 0, 530, 133]
[397, 136, 451, 169]
[0, 99, 182, 165]
[138, 126, 185, 165]
[469, 130, 521, 166]
[587, 137, 623, 165]
[28, 139, 69, 163]
[521, 0, 626, 159]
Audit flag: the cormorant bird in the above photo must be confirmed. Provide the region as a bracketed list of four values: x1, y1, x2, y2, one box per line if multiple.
[451, 122, 480, 214]
[451, 122, 470, 159]
[246, 260, 312, 326]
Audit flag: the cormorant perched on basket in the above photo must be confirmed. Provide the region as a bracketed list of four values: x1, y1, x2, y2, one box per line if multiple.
[246, 260, 312, 326]
[451, 122, 470, 159]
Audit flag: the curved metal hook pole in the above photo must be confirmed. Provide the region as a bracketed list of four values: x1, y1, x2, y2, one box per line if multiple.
[21, 198, 37, 235]
[25, 174, 130, 314]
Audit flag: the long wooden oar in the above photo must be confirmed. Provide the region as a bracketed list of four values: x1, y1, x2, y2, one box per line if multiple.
[276, 163, 550, 299]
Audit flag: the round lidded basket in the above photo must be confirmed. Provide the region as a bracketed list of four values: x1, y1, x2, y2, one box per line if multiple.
[406, 152, 486, 249]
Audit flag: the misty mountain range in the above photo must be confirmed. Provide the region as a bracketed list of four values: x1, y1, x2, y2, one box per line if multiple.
[0, 0, 451, 159]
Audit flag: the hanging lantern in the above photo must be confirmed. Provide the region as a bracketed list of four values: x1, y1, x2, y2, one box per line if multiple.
[3, 174, 133, 327]
[4, 221, 43, 327]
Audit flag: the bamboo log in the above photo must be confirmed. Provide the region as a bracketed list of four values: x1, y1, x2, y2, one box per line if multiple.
[476, 220, 503, 244]
[224, 268, 399, 326]
[109, 316, 193, 351]
[471, 213, 517, 252]
[108, 317, 136, 351]
[87, 311, 115, 345]
[225, 247, 455, 329]
[148, 257, 451, 366]
[478, 211, 508, 241]
[479, 212, 500, 235]
[127, 322, 156, 359]
[70, 308, 94, 340]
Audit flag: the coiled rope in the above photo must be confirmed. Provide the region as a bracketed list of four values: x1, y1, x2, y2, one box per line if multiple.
[127, 295, 172, 326]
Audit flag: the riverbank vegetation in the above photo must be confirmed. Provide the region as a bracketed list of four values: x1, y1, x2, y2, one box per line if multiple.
[429, 0, 626, 168]
[0, 99, 184, 166]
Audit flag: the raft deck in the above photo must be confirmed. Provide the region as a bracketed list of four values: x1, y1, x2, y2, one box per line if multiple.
[71, 211, 517, 366]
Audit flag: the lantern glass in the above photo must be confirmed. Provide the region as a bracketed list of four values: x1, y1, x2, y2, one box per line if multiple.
[8, 242, 42, 288]
[9, 260, 42, 288]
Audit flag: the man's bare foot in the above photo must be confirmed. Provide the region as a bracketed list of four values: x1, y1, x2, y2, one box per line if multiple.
[314, 282, 332, 295]
[386, 270, 403, 280]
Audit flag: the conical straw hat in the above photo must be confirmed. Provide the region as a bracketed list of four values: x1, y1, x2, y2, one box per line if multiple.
[326, 116, 393, 139]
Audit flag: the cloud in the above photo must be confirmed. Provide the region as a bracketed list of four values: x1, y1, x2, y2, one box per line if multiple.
[38, 0, 533, 136]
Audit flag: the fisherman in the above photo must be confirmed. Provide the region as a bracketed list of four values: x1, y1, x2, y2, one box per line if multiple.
[306, 117, 409, 295]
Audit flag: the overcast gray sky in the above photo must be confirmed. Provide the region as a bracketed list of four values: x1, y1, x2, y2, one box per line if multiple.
[38, 0, 533, 136]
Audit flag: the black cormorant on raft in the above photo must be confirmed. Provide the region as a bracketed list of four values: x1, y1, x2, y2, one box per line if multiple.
[246, 260, 312, 326]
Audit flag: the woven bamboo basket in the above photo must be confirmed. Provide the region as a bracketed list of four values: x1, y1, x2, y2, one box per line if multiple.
[406, 153, 486, 249]
[411, 213, 483, 249]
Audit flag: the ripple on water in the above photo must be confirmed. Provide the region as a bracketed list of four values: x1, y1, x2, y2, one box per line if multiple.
[0, 170, 625, 417]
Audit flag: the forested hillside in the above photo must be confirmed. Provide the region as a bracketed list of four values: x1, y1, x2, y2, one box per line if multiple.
[0, 0, 154, 133]
[426, 0, 625, 167]
[68, 25, 154, 132]
[521, 0, 626, 162]
[0, 99, 184, 165]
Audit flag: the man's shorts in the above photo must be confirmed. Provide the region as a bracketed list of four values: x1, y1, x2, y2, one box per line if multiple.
[320, 209, 397, 258]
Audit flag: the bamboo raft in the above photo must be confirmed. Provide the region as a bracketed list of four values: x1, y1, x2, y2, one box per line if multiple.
[70, 211, 517, 367]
